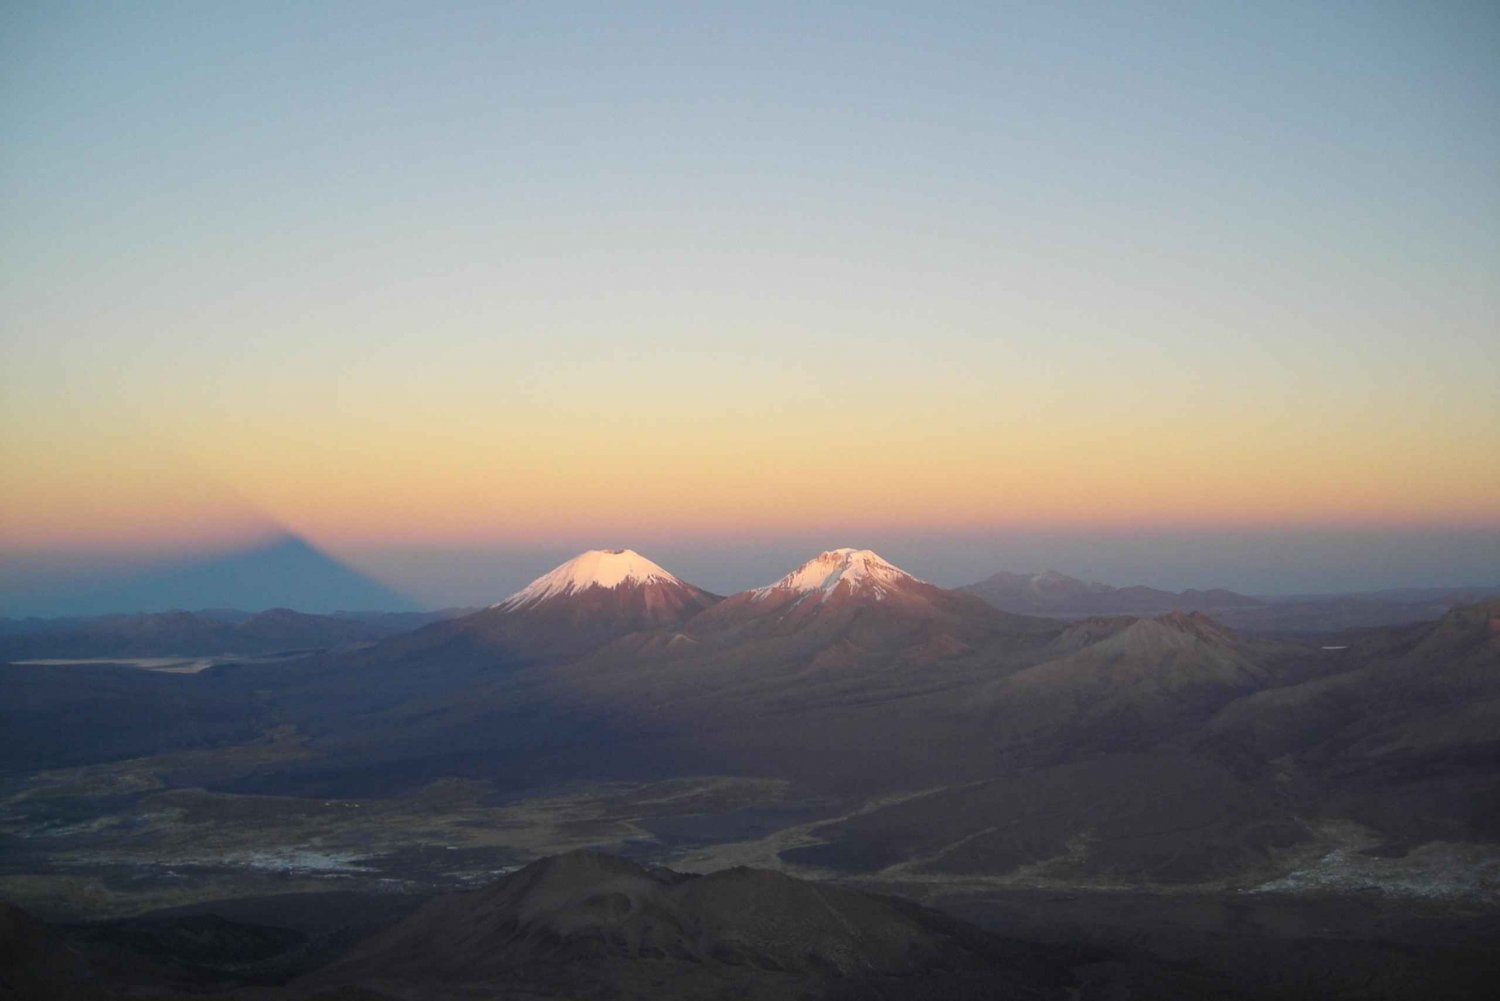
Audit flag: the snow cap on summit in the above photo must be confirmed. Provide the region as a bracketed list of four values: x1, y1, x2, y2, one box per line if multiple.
[496, 549, 684, 609]
[756, 548, 922, 601]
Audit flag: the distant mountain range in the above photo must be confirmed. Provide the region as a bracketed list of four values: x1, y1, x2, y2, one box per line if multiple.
[3, 549, 1492, 665]
[8, 538, 1492, 636]
[959, 569, 1262, 615]
[959, 569, 1498, 633]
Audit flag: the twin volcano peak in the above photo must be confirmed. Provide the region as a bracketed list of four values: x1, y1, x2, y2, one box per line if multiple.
[497, 547, 923, 613]
[495, 548, 688, 611]
[756, 548, 921, 602]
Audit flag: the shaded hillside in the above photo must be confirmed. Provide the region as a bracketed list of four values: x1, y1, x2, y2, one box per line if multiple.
[0, 661, 267, 773]
[8, 876, 1495, 1001]
[1200, 598, 1500, 843]
[776, 606, 1497, 885]
[524, 605, 1302, 796]
[304, 850, 1106, 1000]
[974, 612, 1306, 753]
[0, 901, 109, 1001]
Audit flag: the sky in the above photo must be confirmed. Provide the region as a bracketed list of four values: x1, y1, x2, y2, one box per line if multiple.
[2, 2, 1497, 610]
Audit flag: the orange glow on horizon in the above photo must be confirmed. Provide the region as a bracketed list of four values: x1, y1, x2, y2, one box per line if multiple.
[4, 359, 1496, 554]
[5, 423, 1497, 552]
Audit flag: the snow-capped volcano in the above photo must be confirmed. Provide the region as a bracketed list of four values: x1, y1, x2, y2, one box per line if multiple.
[370, 550, 721, 664]
[496, 549, 687, 610]
[427, 548, 723, 658]
[678, 547, 1045, 658]
[754, 548, 922, 603]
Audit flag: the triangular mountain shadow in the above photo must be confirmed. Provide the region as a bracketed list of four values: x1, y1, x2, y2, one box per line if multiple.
[18, 534, 417, 616]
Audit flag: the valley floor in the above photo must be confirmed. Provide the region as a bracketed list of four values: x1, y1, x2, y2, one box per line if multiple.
[4, 754, 1499, 998]
[8, 754, 1499, 922]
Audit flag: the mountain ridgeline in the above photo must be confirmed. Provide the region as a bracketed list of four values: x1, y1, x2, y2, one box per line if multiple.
[960, 569, 1262, 615]
[59, 546, 1487, 873]
[960, 568, 1499, 633]
[3, 546, 1498, 999]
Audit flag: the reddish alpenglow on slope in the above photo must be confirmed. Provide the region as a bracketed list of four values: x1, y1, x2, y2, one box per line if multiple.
[494, 549, 696, 610]
[752, 548, 923, 603]
[486, 548, 719, 633]
[366, 549, 720, 663]
[691, 547, 1026, 645]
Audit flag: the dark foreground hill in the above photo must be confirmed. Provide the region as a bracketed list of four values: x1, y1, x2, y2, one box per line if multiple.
[2, 853, 1278, 1000]
[0, 901, 107, 1001]
[304, 850, 1105, 1000]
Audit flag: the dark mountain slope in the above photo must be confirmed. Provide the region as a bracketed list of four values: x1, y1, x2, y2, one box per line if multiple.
[0, 901, 110, 1001]
[1200, 599, 1500, 841]
[304, 850, 1102, 1000]
[973, 612, 1312, 755]
[0, 662, 266, 774]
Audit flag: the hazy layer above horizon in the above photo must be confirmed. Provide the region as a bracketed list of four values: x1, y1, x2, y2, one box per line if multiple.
[3, 527, 1496, 617]
[292, 528, 1500, 607]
